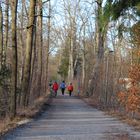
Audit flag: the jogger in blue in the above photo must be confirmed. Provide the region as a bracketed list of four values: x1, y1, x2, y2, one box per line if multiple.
[60, 81, 66, 95]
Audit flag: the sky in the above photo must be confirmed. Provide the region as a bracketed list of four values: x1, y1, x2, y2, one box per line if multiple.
[2, 0, 136, 54]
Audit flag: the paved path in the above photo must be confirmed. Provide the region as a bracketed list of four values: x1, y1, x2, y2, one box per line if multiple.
[2, 94, 140, 140]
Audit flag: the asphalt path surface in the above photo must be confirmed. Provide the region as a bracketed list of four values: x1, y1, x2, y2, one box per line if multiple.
[2, 93, 140, 140]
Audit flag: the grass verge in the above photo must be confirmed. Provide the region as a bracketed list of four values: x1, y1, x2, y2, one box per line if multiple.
[0, 94, 52, 137]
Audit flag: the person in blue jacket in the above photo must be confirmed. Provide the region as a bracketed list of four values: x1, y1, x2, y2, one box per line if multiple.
[60, 80, 66, 95]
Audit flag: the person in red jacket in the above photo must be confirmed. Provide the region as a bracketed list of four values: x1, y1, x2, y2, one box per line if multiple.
[67, 83, 73, 96]
[52, 81, 59, 96]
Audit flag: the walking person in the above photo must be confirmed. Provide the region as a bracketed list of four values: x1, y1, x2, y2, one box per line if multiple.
[60, 80, 66, 95]
[52, 81, 59, 97]
[67, 83, 73, 96]
[48, 80, 53, 95]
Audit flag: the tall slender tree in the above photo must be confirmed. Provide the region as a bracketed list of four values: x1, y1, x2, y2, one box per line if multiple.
[10, 0, 18, 118]
[88, 0, 111, 99]
[4, 0, 9, 67]
[0, 1, 3, 116]
[45, 0, 51, 92]
[22, 0, 37, 107]
[0, 3, 3, 67]
[37, 0, 43, 96]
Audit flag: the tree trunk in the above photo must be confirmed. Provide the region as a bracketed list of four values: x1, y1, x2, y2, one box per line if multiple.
[21, 0, 36, 107]
[97, 0, 104, 60]
[68, 22, 75, 82]
[3, 1, 9, 67]
[37, 0, 43, 96]
[29, 5, 37, 102]
[0, 3, 3, 116]
[10, 0, 18, 119]
[18, 0, 25, 106]
[45, 0, 51, 93]
[88, 0, 107, 97]
[0, 3, 3, 67]
[82, 25, 86, 92]
[68, 35, 74, 82]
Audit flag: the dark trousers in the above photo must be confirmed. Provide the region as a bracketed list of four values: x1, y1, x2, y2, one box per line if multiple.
[61, 88, 65, 95]
[69, 90, 72, 96]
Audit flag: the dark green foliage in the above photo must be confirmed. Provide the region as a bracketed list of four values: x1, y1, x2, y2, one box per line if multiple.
[58, 48, 69, 79]
[0, 65, 11, 86]
[103, 0, 140, 39]
[135, 3, 140, 16]
[131, 21, 140, 47]
[58, 58, 69, 79]
[117, 23, 129, 39]
[103, 0, 112, 21]
[111, 0, 140, 20]
[0, 66, 11, 117]
[74, 57, 82, 77]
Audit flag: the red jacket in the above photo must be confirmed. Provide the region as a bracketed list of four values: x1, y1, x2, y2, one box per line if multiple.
[53, 83, 59, 91]
[67, 85, 73, 91]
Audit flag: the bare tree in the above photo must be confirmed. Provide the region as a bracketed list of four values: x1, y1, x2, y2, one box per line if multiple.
[45, 0, 51, 92]
[37, 0, 43, 96]
[10, 0, 18, 118]
[0, 2, 3, 67]
[3, 0, 9, 67]
[21, 0, 37, 107]
[88, 0, 110, 99]
[62, 0, 81, 82]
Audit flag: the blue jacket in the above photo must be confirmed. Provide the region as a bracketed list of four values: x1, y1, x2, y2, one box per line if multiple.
[60, 82, 66, 89]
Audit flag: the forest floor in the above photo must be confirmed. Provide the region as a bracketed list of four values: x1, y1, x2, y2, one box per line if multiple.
[2, 92, 140, 140]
